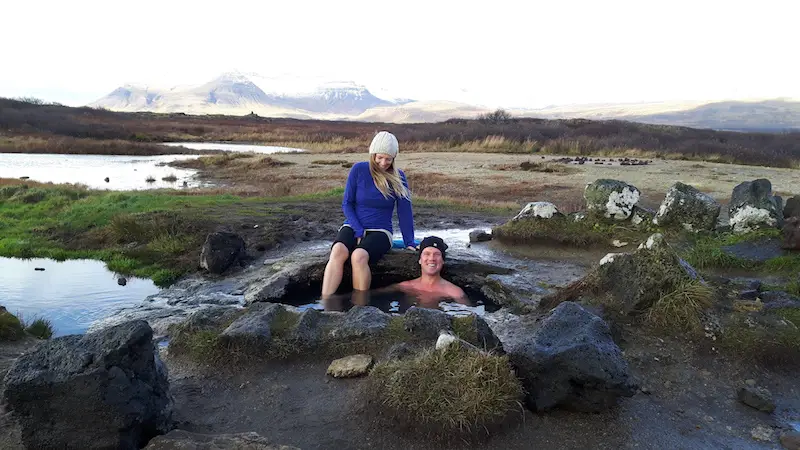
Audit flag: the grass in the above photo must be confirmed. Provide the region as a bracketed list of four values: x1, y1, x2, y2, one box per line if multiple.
[680, 229, 800, 274]
[367, 345, 524, 434]
[644, 280, 715, 333]
[0, 182, 344, 287]
[0, 308, 25, 341]
[492, 214, 654, 247]
[161, 173, 178, 182]
[23, 317, 54, 339]
[717, 308, 800, 369]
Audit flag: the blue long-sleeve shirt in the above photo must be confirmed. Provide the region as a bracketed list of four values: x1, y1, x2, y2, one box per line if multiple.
[342, 161, 415, 247]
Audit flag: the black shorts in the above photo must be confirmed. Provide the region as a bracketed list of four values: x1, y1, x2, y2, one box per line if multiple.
[332, 226, 392, 264]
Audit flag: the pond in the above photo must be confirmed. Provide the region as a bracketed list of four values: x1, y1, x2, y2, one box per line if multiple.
[0, 257, 160, 337]
[0, 153, 205, 190]
[162, 142, 306, 154]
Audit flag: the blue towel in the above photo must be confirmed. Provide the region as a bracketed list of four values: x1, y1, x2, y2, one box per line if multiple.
[392, 238, 420, 249]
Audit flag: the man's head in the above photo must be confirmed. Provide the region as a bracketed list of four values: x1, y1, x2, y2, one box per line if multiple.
[418, 236, 448, 276]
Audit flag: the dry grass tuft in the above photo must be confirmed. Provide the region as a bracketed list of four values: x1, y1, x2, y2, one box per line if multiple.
[367, 346, 524, 434]
[644, 280, 715, 333]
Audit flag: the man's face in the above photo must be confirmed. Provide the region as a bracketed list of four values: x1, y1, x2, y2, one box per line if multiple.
[419, 246, 444, 276]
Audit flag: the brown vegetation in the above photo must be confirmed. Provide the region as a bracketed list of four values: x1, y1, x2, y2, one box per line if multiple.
[3, 97, 800, 167]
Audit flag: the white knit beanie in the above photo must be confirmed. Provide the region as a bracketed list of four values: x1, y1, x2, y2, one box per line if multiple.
[369, 131, 399, 158]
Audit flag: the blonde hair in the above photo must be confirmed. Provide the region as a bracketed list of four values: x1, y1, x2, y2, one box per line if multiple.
[369, 154, 410, 200]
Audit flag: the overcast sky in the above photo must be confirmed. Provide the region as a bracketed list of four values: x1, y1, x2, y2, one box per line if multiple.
[2, 0, 798, 108]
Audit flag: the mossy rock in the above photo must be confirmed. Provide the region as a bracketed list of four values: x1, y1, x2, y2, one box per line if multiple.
[0, 307, 25, 341]
[584, 179, 641, 221]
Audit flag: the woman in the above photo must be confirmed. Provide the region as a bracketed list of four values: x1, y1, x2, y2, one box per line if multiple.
[321, 131, 415, 300]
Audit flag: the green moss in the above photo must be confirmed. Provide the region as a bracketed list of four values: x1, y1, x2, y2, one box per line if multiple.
[680, 229, 800, 274]
[0, 309, 25, 341]
[368, 346, 523, 434]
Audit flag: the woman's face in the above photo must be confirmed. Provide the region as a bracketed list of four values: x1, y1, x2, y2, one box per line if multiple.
[373, 153, 394, 171]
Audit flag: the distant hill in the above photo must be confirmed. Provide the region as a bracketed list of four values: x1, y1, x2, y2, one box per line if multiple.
[90, 73, 800, 130]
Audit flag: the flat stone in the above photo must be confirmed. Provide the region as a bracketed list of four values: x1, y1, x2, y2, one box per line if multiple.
[739, 289, 760, 300]
[738, 386, 776, 413]
[327, 354, 374, 378]
[145, 430, 299, 449]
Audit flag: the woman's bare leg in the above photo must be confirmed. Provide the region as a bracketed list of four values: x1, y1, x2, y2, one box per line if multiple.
[321, 243, 350, 298]
[350, 248, 372, 291]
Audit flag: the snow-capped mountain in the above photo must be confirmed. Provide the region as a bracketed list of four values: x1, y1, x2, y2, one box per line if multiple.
[91, 72, 394, 116]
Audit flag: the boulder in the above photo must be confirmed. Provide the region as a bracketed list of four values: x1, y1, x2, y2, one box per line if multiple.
[403, 306, 451, 340]
[512, 201, 563, 220]
[329, 306, 391, 340]
[468, 229, 492, 243]
[199, 231, 246, 274]
[653, 182, 720, 231]
[728, 179, 783, 233]
[503, 302, 636, 411]
[584, 179, 641, 220]
[144, 430, 298, 449]
[782, 217, 800, 250]
[785, 196, 800, 219]
[3, 320, 173, 450]
[220, 303, 284, 345]
[542, 233, 701, 314]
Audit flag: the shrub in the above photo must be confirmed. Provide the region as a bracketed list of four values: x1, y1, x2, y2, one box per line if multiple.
[0, 308, 25, 341]
[24, 317, 54, 339]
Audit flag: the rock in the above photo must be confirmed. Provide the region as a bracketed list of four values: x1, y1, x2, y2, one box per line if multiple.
[34, 267, 45, 271]
[745, 379, 757, 386]
[785, 196, 800, 219]
[782, 217, 800, 250]
[327, 354, 374, 378]
[760, 291, 800, 310]
[737, 386, 776, 412]
[504, 301, 636, 412]
[3, 320, 173, 450]
[749, 280, 763, 292]
[781, 430, 800, 450]
[329, 306, 391, 340]
[546, 233, 700, 314]
[144, 430, 298, 449]
[751, 425, 775, 442]
[289, 308, 323, 345]
[728, 179, 783, 233]
[199, 231, 246, 274]
[435, 330, 481, 352]
[511, 201, 563, 220]
[569, 211, 588, 222]
[584, 179, 641, 220]
[739, 290, 760, 300]
[118, 276, 128, 286]
[104, 177, 110, 183]
[630, 205, 655, 227]
[468, 229, 492, 243]
[722, 239, 786, 263]
[403, 306, 451, 340]
[452, 313, 504, 352]
[653, 182, 720, 231]
[220, 303, 284, 345]
[481, 274, 546, 312]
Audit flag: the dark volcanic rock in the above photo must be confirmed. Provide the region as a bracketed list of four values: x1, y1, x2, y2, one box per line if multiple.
[3, 320, 173, 450]
[584, 179, 641, 220]
[503, 301, 636, 412]
[199, 231, 246, 274]
[653, 181, 720, 231]
[737, 386, 776, 413]
[329, 306, 391, 339]
[728, 179, 783, 233]
[782, 217, 800, 250]
[220, 302, 284, 345]
[403, 306, 451, 340]
[784, 196, 800, 219]
[468, 229, 492, 243]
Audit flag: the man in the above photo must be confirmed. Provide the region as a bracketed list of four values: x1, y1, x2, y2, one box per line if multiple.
[394, 236, 470, 306]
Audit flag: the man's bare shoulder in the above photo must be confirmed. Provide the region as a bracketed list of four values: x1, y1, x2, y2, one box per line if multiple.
[442, 279, 466, 298]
